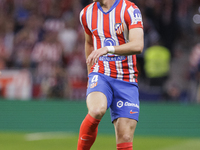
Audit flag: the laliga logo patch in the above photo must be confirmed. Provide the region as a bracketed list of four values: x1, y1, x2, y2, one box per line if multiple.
[117, 100, 123, 108]
[115, 23, 124, 35]
[133, 9, 142, 23]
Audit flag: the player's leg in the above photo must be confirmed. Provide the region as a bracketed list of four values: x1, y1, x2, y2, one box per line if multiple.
[113, 118, 137, 150]
[77, 73, 112, 150]
[77, 92, 107, 150]
[110, 79, 140, 150]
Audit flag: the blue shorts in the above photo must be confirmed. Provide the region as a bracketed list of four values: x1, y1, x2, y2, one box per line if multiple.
[86, 72, 140, 122]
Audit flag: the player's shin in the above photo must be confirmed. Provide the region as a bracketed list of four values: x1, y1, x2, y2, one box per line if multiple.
[77, 114, 100, 150]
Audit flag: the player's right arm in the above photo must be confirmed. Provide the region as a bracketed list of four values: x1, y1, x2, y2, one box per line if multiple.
[80, 7, 94, 75]
[85, 32, 94, 75]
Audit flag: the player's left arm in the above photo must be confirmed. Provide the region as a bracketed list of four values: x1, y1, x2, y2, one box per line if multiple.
[86, 27, 144, 65]
[113, 27, 144, 55]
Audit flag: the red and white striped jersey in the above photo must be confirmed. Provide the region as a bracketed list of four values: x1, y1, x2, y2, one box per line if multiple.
[80, 0, 143, 82]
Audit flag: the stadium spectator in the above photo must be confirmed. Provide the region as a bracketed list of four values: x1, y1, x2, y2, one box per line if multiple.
[31, 29, 65, 98]
[58, 19, 78, 66]
[66, 28, 87, 99]
[189, 43, 200, 103]
[163, 44, 190, 102]
[0, 34, 9, 69]
[12, 14, 43, 68]
[144, 43, 171, 87]
[176, 0, 194, 35]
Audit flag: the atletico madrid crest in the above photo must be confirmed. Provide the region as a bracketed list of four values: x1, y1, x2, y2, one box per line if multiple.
[115, 23, 124, 35]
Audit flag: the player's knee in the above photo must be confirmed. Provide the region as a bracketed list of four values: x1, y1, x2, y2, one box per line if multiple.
[119, 134, 132, 142]
[89, 107, 106, 119]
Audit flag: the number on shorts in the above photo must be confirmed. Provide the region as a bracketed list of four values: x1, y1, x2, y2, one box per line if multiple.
[91, 75, 98, 83]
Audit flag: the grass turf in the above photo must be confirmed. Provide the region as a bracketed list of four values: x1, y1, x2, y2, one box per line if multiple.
[0, 132, 200, 150]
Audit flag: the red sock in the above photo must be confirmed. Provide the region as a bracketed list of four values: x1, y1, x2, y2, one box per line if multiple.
[117, 142, 133, 150]
[77, 114, 100, 150]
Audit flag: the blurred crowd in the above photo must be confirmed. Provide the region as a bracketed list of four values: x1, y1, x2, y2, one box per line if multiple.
[0, 0, 199, 102]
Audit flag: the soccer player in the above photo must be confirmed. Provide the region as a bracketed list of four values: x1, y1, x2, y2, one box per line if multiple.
[78, 0, 144, 149]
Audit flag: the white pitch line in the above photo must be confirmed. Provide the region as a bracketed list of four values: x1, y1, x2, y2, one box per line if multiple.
[25, 132, 76, 141]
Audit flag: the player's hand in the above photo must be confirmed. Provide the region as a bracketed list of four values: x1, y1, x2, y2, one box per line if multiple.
[86, 47, 108, 66]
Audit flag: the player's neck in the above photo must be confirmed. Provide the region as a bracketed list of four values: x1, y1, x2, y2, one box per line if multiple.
[99, 0, 116, 12]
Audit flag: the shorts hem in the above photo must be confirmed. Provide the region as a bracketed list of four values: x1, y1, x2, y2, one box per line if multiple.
[111, 116, 139, 123]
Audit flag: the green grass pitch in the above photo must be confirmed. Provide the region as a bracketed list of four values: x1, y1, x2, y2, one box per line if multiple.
[0, 132, 200, 150]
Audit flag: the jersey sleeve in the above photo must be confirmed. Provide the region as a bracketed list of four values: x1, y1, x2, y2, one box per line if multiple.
[124, 4, 143, 30]
[80, 8, 92, 35]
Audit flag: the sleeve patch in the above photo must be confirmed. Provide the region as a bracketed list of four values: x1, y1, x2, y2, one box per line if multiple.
[128, 7, 142, 25]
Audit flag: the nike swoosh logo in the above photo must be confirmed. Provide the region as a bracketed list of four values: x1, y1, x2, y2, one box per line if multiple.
[91, 28, 97, 32]
[81, 137, 89, 141]
[130, 110, 138, 114]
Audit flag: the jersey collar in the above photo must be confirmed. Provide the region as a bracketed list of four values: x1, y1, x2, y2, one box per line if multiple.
[97, 0, 120, 14]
